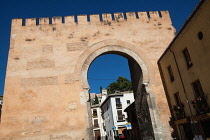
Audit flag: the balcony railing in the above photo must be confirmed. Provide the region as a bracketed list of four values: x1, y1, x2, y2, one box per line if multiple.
[116, 103, 122, 109]
[93, 113, 98, 118]
[94, 124, 99, 128]
[172, 105, 185, 120]
[191, 95, 209, 114]
[117, 116, 124, 122]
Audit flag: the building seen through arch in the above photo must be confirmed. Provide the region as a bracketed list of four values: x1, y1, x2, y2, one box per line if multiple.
[88, 53, 154, 140]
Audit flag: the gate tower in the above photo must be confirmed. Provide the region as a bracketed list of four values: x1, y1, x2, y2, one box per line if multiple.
[0, 11, 175, 139]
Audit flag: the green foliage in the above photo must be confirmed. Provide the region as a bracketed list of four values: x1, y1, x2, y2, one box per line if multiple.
[94, 94, 99, 105]
[107, 76, 132, 94]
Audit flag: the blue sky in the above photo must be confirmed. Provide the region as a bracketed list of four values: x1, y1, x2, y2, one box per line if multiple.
[0, 0, 200, 95]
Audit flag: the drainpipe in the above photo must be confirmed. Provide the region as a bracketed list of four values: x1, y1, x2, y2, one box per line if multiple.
[169, 49, 198, 137]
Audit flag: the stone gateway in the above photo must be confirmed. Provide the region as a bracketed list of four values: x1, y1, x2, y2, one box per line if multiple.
[0, 11, 175, 139]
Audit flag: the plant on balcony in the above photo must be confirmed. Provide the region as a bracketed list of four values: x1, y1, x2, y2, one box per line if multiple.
[190, 95, 209, 114]
[116, 103, 122, 108]
[93, 113, 97, 117]
[172, 105, 185, 119]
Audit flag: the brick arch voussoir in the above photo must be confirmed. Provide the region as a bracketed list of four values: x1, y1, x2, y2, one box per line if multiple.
[74, 39, 155, 89]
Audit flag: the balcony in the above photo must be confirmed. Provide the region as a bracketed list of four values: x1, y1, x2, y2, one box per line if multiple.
[94, 123, 99, 128]
[172, 105, 185, 120]
[117, 114, 125, 122]
[117, 116, 124, 122]
[191, 95, 209, 114]
[93, 113, 98, 118]
[116, 103, 122, 109]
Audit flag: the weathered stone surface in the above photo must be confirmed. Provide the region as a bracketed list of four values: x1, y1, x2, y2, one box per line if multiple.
[65, 73, 77, 84]
[27, 60, 55, 70]
[68, 102, 77, 111]
[66, 42, 88, 51]
[21, 76, 58, 87]
[42, 45, 53, 53]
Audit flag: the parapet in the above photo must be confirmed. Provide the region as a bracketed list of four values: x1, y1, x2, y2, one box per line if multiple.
[12, 10, 171, 26]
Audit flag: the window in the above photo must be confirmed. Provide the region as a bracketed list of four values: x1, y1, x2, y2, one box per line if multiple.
[117, 110, 124, 121]
[198, 32, 203, 40]
[173, 92, 181, 107]
[94, 119, 99, 128]
[115, 98, 122, 109]
[127, 100, 131, 105]
[191, 80, 209, 114]
[173, 92, 185, 119]
[192, 80, 204, 97]
[183, 48, 193, 69]
[93, 109, 97, 117]
[167, 65, 174, 82]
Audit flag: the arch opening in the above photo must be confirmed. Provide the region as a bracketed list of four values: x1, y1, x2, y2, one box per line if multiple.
[79, 44, 157, 139]
[87, 53, 132, 95]
[80, 46, 150, 90]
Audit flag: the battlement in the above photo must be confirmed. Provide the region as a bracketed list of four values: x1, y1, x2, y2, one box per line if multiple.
[12, 10, 171, 26]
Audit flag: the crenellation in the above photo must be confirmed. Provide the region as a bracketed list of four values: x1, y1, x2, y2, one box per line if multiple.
[39, 17, 49, 25]
[11, 10, 171, 26]
[12, 18, 22, 27]
[149, 11, 160, 18]
[52, 16, 62, 24]
[126, 12, 136, 20]
[90, 14, 100, 22]
[65, 16, 75, 24]
[102, 13, 112, 21]
[114, 13, 124, 21]
[26, 18, 36, 26]
[137, 12, 148, 20]
[160, 11, 170, 19]
[77, 15, 88, 24]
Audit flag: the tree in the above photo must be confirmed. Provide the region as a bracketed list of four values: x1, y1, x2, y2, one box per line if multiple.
[94, 94, 99, 105]
[107, 76, 132, 94]
[100, 86, 103, 93]
[117, 76, 129, 84]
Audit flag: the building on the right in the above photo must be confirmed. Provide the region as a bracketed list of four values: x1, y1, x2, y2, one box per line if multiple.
[158, 0, 210, 139]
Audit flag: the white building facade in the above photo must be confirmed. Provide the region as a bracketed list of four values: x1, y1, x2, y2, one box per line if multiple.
[100, 92, 134, 140]
[91, 104, 106, 140]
